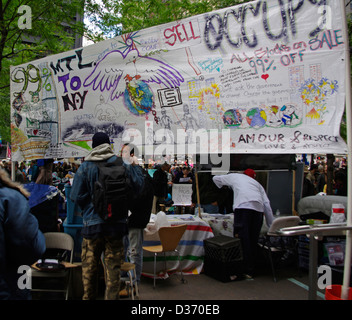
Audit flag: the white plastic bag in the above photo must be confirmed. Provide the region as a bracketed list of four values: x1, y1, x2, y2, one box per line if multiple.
[330, 203, 346, 224]
[144, 211, 171, 236]
[155, 211, 171, 229]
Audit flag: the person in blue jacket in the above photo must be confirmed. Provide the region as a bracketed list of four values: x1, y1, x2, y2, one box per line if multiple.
[70, 132, 142, 300]
[0, 168, 46, 300]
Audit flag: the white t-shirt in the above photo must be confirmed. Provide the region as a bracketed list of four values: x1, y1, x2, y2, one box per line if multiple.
[213, 173, 274, 227]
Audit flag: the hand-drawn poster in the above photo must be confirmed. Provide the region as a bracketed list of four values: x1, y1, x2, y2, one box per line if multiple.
[10, 0, 348, 161]
[172, 184, 193, 206]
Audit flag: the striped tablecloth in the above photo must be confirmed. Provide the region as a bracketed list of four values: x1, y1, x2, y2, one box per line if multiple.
[142, 215, 214, 278]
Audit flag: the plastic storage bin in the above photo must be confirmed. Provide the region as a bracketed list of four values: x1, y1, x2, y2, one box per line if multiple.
[63, 185, 83, 262]
[203, 235, 243, 282]
[63, 219, 83, 262]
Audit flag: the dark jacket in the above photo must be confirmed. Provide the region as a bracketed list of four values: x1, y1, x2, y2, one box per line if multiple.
[174, 172, 193, 184]
[70, 144, 118, 228]
[70, 144, 144, 234]
[24, 183, 60, 233]
[192, 172, 223, 204]
[152, 167, 168, 198]
[0, 170, 46, 300]
[192, 172, 233, 214]
[128, 168, 154, 229]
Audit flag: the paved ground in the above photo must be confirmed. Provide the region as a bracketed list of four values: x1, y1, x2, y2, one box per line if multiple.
[134, 266, 324, 301]
[32, 251, 329, 301]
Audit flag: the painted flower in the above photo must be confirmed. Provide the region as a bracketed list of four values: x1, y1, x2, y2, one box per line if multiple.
[299, 78, 339, 123]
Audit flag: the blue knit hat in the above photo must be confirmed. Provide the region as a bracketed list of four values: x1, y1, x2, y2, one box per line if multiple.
[92, 132, 110, 148]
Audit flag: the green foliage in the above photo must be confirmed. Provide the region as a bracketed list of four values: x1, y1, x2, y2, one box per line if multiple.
[84, 0, 245, 42]
[0, 0, 85, 143]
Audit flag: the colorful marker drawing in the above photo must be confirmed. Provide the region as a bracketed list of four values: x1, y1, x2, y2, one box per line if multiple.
[83, 33, 184, 116]
[9, 0, 348, 160]
[246, 107, 267, 128]
[223, 108, 243, 127]
[278, 103, 302, 127]
[197, 83, 224, 129]
[223, 103, 302, 129]
[299, 78, 339, 125]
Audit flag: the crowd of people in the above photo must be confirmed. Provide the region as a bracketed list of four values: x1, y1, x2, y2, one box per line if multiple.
[2, 154, 345, 204]
[0, 145, 349, 300]
[0, 159, 80, 185]
[0, 156, 233, 229]
[302, 158, 347, 197]
[149, 162, 235, 215]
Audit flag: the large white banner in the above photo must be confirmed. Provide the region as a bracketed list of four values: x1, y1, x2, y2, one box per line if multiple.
[10, 0, 348, 161]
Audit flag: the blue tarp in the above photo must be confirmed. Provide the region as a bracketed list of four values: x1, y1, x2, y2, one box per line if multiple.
[24, 182, 58, 208]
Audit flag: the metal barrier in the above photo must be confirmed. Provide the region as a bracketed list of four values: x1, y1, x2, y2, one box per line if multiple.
[278, 223, 352, 300]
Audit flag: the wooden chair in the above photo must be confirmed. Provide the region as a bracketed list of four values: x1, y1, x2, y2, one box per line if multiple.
[120, 262, 139, 300]
[143, 224, 187, 288]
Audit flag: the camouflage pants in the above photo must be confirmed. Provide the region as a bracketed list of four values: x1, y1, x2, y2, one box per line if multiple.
[81, 236, 124, 300]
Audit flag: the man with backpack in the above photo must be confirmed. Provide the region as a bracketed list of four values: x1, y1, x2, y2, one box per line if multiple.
[70, 132, 131, 300]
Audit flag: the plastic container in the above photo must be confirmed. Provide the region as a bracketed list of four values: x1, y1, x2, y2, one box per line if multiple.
[324, 242, 345, 266]
[325, 285, 352, 300]
[63, 219, 83, 262]
[204, 235, 243, 263]
[203, 235, 244, 282]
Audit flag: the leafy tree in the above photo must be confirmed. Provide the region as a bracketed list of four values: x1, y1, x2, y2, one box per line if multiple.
[1, 0, 245, 143]
[84, 0, 246, 42]
[0, 0, 85, 143]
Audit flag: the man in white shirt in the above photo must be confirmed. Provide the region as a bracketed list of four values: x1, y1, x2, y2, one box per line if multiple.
[213, 169, 274, 278]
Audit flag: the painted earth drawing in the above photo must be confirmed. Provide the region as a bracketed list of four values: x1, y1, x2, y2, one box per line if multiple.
[246, 107, 267, 128]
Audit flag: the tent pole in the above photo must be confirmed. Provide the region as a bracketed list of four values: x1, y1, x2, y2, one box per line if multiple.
[11, 160, 15, 182]
[195, 157, 202, 218]
[195, 170, 201, 218]
[341, 0, 352, 300]
[292, 169, 297, 216]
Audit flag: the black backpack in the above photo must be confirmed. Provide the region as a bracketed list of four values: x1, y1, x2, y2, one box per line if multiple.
[93, 157, 130, 222]
[128, 168, 154, 229]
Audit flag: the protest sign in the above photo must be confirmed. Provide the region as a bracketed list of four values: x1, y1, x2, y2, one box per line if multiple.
[10, 0, 348, 161]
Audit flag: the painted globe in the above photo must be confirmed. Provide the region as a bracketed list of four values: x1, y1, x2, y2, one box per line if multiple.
[246, 107, 267, 128]
[124, 80, 153, 116]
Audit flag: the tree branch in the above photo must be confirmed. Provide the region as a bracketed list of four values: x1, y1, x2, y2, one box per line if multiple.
[0, 84, 10, 90]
